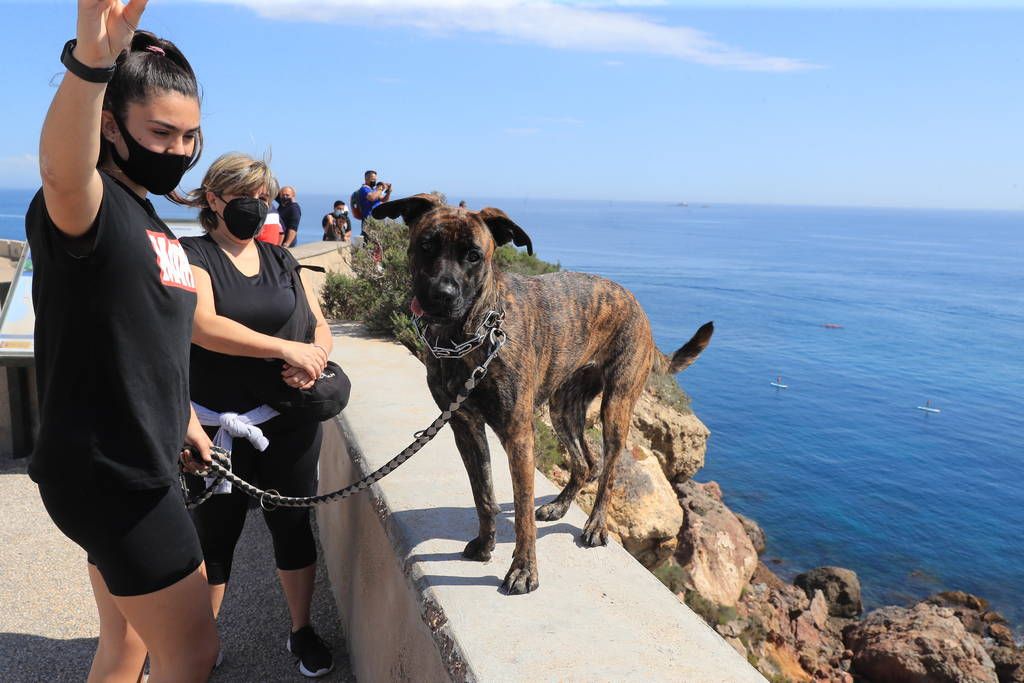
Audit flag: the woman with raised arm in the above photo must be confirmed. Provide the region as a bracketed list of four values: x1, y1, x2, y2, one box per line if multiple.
[25, 1, 220, 681]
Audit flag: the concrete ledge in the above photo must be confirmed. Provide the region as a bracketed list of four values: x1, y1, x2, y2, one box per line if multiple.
[291, 241, 355, 302]
[317, 323, 763, 682]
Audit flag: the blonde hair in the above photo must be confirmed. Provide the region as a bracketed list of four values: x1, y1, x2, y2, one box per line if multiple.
[185, 152, 279, 231]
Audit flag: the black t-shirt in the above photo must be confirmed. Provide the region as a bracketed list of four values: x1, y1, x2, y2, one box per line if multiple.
[181, 235, 298, 414]
[25, 172, 197, 490]
[278, 201, 301, 233]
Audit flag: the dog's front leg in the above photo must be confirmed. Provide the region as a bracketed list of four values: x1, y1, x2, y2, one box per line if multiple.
[449, 413, 500, 561]
[498, 418, 540, 595]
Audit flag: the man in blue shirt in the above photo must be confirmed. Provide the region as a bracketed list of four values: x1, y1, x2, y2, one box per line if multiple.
[357, 170, 392, 233]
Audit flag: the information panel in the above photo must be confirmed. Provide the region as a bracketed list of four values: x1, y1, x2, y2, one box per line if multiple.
[0, 246, 34, 362]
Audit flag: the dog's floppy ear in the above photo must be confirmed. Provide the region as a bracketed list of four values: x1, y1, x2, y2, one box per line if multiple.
[371, 193, 442, 226]
[478, 207, 533, 256]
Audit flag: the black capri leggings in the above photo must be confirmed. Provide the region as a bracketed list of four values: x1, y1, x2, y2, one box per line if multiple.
[189, 415, 323, 584]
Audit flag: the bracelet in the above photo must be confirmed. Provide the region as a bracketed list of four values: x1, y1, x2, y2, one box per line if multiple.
[313, 343, 328, 357]
[60, 39, 117, 83]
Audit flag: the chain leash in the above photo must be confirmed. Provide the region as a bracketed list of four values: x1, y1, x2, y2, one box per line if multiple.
[182, 316, 507, 510]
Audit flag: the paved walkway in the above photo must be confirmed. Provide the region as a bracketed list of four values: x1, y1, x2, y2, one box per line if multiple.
[0, 458, 354, 682]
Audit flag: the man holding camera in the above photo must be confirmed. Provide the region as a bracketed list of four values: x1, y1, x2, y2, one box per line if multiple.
[322, 200, 351, 242]
[356, 170, 392, 233]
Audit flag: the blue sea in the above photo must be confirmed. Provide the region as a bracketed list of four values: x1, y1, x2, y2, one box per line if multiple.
[3, 189, 1022, 630]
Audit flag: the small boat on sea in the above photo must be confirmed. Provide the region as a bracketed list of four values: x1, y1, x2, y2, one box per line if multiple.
[770, 376, 788, 389]
[916, 400, 941, 414]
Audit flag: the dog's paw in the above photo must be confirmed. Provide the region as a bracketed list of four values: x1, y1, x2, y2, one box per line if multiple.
[580, 518, 609, 547]
[462, 536, 494, 562]
[500, 559, 539, 595]
[535, 500, 570, 522]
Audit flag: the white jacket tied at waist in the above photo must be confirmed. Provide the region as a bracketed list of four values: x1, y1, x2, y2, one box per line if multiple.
[192, 403, 280, 494]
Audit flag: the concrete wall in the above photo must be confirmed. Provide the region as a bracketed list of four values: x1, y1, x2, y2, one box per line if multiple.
[290, 241, 355, 302]
[316, 323, 764, 682]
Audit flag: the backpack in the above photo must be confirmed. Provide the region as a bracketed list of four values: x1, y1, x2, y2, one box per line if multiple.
[350, 188, 364, 221]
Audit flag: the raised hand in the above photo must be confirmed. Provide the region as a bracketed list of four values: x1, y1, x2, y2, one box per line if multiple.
[75, 0, 149, 67]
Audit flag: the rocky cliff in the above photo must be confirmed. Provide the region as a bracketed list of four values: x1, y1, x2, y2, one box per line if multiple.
[535, 382, 1023, 683]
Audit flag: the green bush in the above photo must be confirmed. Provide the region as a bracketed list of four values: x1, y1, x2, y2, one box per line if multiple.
[321, 218, 419, 352]
[653, 560, 690, 594]
[493, 244, 560, 276]
[646, 372, 693, 415]
[680, 589, 742, 627]
[533, 418, 566, 474]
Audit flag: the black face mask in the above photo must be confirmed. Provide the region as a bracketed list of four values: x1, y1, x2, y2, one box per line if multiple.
[109, 115, 192, 195]
[219, 196, 268, 240]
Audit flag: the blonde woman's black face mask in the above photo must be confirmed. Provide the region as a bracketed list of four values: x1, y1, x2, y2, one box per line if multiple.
[218, 195, 268, 240]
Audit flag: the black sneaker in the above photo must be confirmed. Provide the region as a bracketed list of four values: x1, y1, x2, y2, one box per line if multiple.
[287, 625, 334, 678]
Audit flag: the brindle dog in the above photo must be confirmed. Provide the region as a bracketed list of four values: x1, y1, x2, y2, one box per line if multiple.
[372, 194, 713, 595]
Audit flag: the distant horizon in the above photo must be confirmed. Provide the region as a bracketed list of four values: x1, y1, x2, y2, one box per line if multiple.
[1, 184, 1022, 216]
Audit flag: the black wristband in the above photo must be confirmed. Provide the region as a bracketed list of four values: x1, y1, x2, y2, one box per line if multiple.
[60, 39, 116, 84]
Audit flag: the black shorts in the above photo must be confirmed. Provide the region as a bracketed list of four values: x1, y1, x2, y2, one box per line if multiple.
[38, 481, 203, 597]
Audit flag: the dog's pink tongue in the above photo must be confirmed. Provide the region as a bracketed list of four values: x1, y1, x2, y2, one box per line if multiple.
[410, 297, 425, 317]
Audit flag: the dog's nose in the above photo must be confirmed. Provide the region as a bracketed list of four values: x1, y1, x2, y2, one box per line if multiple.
[434, 278, 459, 306]
[434, 280, 458, 307]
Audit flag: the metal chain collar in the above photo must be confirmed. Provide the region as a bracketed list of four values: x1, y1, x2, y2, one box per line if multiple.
[415, 309, 506, 360]
[182, 316, 507, 510]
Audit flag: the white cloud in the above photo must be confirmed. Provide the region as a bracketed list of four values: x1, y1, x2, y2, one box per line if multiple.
[0, 154, 39, 188]
[190, 0, 817, 72]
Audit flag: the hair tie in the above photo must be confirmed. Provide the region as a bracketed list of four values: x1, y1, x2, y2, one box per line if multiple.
[146, 45, 166, 56]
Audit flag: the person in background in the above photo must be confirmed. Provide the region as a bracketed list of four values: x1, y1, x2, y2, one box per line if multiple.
[321, 200, 350, 242]
[356, 170, 391, 233]
[256, 192, 284, 245]
[458, 200, 467, 208]
[24, 3, 219, 681]
[278, 185, 300, 247]
[181, 153, 335, 678]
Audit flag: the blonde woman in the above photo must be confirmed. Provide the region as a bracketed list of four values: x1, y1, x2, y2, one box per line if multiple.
[181, 153, 335, 678]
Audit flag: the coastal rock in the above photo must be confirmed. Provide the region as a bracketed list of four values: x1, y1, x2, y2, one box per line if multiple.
[622, 390, 710, 483]
[736, 513, 766, 555]
[988, 623, 1017, 649]
[844, 603, 999, 683]
[751, 560, 790, 593]
[923, 591, 1005, 636]
[734, 560, 862, 682]
[794, 567, 863, 618]
[674, 480, 757, 606]
[988, 645, 1024, 683]
[572, 443, 683, 569]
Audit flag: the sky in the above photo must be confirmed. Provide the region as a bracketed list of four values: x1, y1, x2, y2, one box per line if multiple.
[0, 1, 1022, 210]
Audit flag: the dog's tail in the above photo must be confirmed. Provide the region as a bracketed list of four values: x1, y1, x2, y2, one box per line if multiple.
[653, 321, 714, 375]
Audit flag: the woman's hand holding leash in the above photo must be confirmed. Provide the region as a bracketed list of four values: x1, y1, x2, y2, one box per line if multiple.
[76, 0, 148, 68]
[181, 406, 213, 474]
